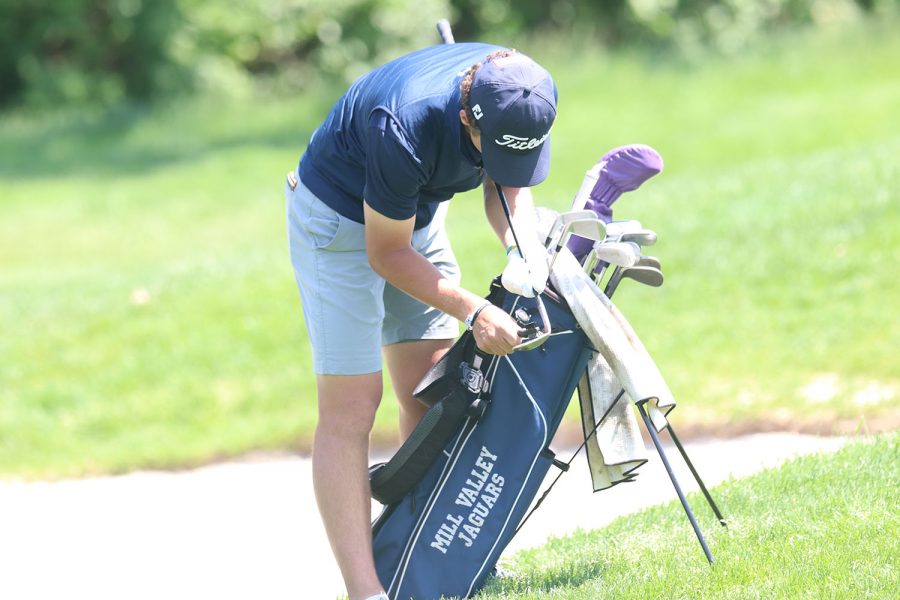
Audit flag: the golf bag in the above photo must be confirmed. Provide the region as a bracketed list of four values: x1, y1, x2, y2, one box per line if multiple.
[370, 279, 593, 600]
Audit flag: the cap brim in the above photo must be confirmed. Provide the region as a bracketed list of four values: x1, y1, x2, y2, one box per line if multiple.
[481, 136, 552, 188]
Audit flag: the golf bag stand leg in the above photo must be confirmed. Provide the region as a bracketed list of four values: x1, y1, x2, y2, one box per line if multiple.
[636, 400, 715, 565]
[665, 423, 727, 527]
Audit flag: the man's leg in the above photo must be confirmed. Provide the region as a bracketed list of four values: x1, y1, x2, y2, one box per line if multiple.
[313, 372, 385, 600]
[384, 339, 454, 440]
[287, 178, 388, 598]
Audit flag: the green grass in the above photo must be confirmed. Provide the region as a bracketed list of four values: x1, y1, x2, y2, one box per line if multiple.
[1, 20, 899, 477]
[479, 434, 898, 599]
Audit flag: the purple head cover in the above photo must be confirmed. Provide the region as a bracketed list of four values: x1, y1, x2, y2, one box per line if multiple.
[567, 144, 664, 259]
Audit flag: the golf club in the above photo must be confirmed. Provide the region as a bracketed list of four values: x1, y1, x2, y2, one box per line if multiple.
[605, 219, 657, 246]
[513, 294, 552, 352]
[604, 219, 643, 239]
[544, 210, 598, 249]
[637, 255, 661, 270]
[620, 229, 657, 246]
[590, 220, 657, 284]
[546, 211, 607, 270]
[604, 264, 664, 297]
[582, 240, 642, 275]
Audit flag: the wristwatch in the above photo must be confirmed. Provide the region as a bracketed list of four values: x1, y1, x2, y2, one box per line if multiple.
[464, 302, 491, 330]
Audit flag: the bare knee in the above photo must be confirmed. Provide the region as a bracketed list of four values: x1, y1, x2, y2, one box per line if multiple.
[385, 339, 453, 440]
[315, 372, 383, 439]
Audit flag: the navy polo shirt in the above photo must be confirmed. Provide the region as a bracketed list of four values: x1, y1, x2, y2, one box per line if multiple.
[298, 42, 504, 229]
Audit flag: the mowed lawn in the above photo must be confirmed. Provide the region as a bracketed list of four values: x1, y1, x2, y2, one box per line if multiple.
[479, 434, 898, 599]
[1, 21, 898, 477]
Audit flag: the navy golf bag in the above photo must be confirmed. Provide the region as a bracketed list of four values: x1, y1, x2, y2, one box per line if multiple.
[369, 279, 593, 599]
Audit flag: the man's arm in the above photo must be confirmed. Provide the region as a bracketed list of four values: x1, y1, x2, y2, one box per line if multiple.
[363, 202, 522, 355]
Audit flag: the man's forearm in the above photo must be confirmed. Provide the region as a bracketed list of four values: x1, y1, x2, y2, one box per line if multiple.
[363, 202, 487, 322]
[368, 245, 484, 323]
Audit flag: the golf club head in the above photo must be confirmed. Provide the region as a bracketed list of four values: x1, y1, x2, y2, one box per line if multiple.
[548, 211, 607, 270]
[570, 218, 607, 241]
[604, 219, 643, 240]
[513, 295, 552, 352]
[603, 264, 664, 297]
[592, 240, 641, 268]
[638, 255, 662, 270]
[620, 229, 657, 247]
[558, 217, 607, 262]
[621, 265, 664, 287]
[545, 209, 598, 249]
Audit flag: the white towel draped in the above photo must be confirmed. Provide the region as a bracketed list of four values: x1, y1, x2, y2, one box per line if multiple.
[550, 247, 677, 491]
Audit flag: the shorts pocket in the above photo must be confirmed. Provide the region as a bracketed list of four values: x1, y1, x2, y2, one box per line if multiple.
[302, 197, 366, 252]
[304, 212, 341, 249]
[326, 213, 366, 252]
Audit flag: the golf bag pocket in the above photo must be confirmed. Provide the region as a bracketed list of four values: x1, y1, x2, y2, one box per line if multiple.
[372, 282, 592, 600]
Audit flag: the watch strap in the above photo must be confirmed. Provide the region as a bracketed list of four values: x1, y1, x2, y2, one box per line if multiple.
[464, 301, 491, 330]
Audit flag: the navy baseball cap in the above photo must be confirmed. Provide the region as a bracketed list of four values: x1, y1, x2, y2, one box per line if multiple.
[469, 52, 557, 188]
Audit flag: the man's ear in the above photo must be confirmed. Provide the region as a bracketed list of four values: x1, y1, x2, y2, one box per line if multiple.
[459, 109, 470, 128]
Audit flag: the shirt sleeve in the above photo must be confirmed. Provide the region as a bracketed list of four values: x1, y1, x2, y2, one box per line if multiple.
[364, 109, 428, 221]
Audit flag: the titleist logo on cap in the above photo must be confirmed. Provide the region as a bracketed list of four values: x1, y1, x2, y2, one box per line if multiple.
[494, 132, 550, 152]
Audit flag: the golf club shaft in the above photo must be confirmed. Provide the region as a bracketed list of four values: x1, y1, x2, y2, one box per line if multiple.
[494, 182, 529, 265]
[603, 266, 623, 296]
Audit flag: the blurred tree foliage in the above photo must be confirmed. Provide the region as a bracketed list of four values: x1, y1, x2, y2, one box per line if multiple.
[174, 0, 452, 98]
[0, 0, 895, 107]
[0, 0, 182, 106]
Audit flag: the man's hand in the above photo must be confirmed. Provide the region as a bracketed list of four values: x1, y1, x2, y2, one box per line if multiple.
[501, 246, 549, 298]
[470, 304, 521, 355]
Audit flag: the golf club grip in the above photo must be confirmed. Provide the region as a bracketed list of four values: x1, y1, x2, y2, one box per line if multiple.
[436, 19, 455, 44]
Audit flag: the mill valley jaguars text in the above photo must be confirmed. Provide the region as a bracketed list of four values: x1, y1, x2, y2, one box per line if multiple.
[430, 446, 506, 554]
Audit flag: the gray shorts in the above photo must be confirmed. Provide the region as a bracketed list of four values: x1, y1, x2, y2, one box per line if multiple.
[286, 173, 461, 375]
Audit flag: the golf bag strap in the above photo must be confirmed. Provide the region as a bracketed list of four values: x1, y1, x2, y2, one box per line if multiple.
[372, 327, 494, 505]
[369, 383, 472, 505]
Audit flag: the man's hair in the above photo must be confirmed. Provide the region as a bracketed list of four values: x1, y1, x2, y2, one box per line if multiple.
[460, 49, 517, 133]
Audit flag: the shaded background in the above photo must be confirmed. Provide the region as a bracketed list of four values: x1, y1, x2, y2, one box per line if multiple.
[1, 0, 894, 107]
